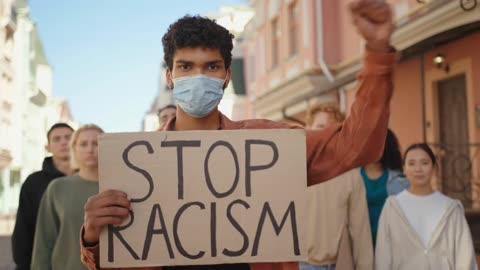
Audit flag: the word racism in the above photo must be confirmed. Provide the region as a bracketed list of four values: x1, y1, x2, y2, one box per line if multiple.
[99, 130, 307, 267]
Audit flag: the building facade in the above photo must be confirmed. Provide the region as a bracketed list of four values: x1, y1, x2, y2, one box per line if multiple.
[0, 0, 75, 221]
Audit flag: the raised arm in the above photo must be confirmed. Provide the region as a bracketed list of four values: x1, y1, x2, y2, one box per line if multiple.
[306, 0, 395, 185]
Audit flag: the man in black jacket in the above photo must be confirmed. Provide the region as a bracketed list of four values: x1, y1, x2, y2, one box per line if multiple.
[11, 123, 74, 270]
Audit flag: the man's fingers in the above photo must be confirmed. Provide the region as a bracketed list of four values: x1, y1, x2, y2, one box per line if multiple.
[352, 13, 373, 35]
[350, 0, 390, 23]
[89, 216, 125, 227]
[100, 189, 128, 198]
[92, 206, 131, 219]
[87, 190, 127, 203]
[85, 195, 131, 211]
[350, 0, 381, 12]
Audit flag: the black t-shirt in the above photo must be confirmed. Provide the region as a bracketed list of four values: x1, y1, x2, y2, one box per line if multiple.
[12, 157, 65, 270]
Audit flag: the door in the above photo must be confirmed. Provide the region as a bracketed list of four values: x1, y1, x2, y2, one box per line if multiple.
[437, 74, 471, 207]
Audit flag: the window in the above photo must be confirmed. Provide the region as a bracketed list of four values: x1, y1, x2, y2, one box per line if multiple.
[271, 18, 280, 69]
[268, 0, 281, 19]
[249, 54, 255, 82]
[4, 31, 14, 61]
[0, 170, 3, 195]
[288, 1, 299, 56]
[257, 35, 265, 75]
[255, 0, 265, 27]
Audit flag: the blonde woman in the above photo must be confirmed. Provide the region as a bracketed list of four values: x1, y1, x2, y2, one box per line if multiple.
[301, 104, 373, 270]
[31, 124, 104, 270]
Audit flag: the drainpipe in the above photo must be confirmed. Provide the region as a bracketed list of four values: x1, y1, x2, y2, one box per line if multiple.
[420, 53, 427, 142]
[316, 0, 335, 83]
[281, 0, 335, 123]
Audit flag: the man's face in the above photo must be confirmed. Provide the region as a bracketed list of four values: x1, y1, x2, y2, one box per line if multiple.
[158, 107, 177, 129]
[46, 127, 73, 159]
[166, 47, 231, 87]
[311, 111, 339, 130]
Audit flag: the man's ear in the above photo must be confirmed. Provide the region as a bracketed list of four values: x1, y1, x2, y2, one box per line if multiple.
[45, 144, 50, 153]
[166, 68, 173, 89]
[223, 68, 232, 90]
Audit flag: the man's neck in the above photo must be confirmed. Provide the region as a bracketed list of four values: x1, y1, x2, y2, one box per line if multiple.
[175, 109, 221, 131]
[52, 156, 72, 176]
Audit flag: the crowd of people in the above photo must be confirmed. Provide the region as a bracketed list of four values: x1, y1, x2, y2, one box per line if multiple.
[10, 0, 478, 269]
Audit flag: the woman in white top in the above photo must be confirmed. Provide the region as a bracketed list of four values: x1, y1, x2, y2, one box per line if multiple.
[375, 143, 477, 270]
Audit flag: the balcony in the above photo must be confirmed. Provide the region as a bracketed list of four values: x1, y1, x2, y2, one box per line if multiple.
[428, 143, 480, 207]
[392, 0, 480, 51]
[29, 89, 47, 107]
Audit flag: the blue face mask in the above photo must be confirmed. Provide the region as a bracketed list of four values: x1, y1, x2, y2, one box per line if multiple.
[172, 74, 226, 118]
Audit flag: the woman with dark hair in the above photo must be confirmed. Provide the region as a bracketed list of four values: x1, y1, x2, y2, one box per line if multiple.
[360, 129, 409, 246]
[375, 143, 477, 270]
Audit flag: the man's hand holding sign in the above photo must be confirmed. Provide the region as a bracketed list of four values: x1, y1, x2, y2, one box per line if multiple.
[94, 130, 307, 267]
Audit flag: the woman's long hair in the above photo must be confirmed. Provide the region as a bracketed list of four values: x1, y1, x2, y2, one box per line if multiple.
[380, 129, 403, 171]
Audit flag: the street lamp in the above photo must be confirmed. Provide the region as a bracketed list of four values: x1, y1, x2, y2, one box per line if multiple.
[433, 54, 449, 73]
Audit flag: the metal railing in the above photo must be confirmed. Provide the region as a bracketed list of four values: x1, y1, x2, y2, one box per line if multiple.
[416, 0, 478, 11]
[427, 143, 480, 208]
[427, 143, 480, 252]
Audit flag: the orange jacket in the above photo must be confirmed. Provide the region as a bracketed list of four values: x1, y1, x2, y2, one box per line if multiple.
[80, 49, 395, 270]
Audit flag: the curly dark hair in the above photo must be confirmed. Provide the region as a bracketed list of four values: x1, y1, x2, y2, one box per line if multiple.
[162, 15, 234, 71]
[380, 129, 403, 171]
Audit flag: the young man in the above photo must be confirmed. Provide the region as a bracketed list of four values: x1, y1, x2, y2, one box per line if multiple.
[12, 123, 74, 270]
[81, 1, 396, 269]
[157, 104, 177, 130]
[301, 105, 373, 270]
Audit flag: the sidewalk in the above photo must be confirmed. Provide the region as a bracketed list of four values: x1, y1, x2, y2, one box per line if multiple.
[0, 215, 15, 270]
[0, 236, 14, 270]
